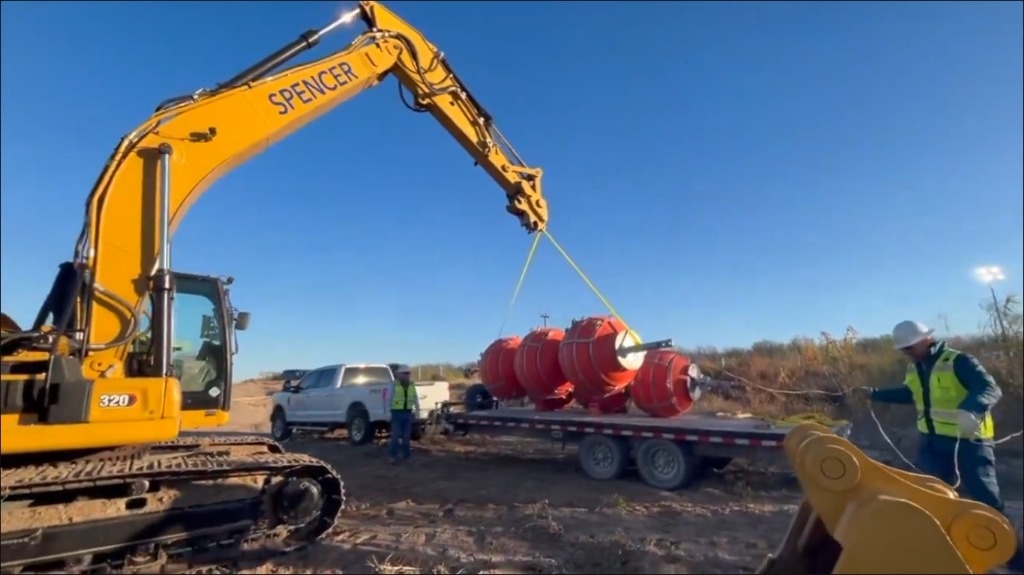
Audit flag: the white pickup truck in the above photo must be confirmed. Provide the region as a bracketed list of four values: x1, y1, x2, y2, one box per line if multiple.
[269, 363, 451, 445]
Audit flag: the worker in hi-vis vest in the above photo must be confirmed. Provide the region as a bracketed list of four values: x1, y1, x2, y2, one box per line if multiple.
[387, 364, 420, 464]
[857, 320, 1022, 572]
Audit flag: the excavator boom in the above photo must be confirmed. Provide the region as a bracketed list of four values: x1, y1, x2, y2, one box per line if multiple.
[78, 0, 548, 368]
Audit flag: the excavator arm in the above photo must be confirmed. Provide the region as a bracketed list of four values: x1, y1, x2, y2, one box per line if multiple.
[67, 1, 547, 369]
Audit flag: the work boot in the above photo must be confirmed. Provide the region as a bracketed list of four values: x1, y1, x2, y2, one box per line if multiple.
[388, 457, 396, 465]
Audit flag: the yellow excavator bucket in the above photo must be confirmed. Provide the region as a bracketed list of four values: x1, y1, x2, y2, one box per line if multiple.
[759, 423, 1018, 574]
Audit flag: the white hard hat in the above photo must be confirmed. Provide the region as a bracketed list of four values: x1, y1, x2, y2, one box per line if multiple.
[892, 320, 935, 349]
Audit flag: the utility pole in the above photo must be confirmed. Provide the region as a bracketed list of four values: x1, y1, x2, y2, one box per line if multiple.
[540, 312, 550, 327]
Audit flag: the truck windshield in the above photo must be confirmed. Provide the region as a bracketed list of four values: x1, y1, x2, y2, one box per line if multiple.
[341, 366, 394, 386]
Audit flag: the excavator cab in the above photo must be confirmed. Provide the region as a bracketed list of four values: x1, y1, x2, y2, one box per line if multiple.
[760, 423, 1019, 574]
[132, 271, 250, 429]
[1, 267, 249, 453]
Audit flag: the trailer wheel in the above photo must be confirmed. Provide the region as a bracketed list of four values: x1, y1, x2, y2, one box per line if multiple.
[635, 439, 697, 490]
[578, 434, 629, 481]
[463, 383, 495, 411]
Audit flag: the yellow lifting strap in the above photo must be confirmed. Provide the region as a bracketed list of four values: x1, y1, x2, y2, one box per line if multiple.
[542, 230, 633, 334]
[497, 232, 543, 336]
[497, 229, 635, 337]
[766, 412, 851, 429]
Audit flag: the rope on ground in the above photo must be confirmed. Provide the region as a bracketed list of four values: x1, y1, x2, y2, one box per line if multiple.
[496, 232, 543, 337]
[542, 230, 634, 334]
[717, 375, 1024, 492]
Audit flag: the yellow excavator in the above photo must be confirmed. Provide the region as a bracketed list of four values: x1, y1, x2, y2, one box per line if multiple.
[0, 2, 546, 573]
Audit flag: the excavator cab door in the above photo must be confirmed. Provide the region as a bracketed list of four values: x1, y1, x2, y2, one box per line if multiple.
[169, 272, 234, 414]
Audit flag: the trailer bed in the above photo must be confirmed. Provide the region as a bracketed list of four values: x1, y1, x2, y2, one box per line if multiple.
[441, 405, 852, 491]
[448, 406, 850, 447]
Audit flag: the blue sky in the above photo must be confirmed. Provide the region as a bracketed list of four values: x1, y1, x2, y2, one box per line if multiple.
[2, 1, 1021, 380]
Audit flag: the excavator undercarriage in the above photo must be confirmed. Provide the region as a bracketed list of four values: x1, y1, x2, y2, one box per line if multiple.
[0, 435, 344, 574]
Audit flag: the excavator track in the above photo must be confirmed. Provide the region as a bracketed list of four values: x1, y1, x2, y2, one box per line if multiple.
[0, 435, 345, 574]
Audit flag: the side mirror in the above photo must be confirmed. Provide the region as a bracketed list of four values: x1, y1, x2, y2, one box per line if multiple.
[282, 380, 296, 392]
[235, 311, 251, 331]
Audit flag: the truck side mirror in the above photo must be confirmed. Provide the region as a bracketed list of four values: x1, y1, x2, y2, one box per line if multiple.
[235, 311, 251, 331]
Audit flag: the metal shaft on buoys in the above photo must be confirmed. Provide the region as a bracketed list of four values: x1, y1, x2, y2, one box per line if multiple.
[618, 339, 674, 356]
[556, 315, 672, 413]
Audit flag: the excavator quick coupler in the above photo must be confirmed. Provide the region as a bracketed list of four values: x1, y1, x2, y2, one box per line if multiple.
[759, 422, 1018, 574]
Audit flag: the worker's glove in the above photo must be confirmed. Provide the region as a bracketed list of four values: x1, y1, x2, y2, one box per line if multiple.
[956, 409, 983, 438]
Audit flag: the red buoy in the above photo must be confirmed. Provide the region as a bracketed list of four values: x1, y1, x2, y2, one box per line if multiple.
[513, 327, 574, 412]
[558, 316, 646, 399]
[632, 350, 703, 418]
[479, 336, 527, 400]
[574, 385, 630, 414]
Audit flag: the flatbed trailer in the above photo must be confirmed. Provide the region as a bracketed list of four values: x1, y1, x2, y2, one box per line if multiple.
[440, 402, 852, 491]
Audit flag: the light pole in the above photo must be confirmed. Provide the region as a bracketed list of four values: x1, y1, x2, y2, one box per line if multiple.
[973, 265, 1007, 340]
[540, 312, 550, 327]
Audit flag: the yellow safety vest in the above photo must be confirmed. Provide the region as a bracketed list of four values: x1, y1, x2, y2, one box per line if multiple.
[903, 348, 994, 439]
[390, 382, 414, 411]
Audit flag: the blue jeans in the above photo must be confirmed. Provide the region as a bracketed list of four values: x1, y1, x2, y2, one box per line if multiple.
[916, 434, 1023, 570]
[389, 410, 413, 460]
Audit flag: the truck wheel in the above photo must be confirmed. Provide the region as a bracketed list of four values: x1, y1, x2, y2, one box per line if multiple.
[635, 439, 697, 491]
[578, 434, 629, 481]
[464, 383, 495, 412]
[270, 409, 291, 441]
[346, 408, 373, 446]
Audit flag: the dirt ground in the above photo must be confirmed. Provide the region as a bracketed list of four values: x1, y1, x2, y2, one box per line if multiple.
[219, 381, 1024, 575]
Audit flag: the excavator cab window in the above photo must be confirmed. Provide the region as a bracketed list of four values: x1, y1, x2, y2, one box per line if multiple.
[172, 275, 230, 411]
[133, 273, 234, 411]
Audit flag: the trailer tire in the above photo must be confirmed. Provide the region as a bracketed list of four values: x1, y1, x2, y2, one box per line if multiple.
[635, 439, 697, 490]
[578, 434, 629, 481]
[346, 408, 373, 446]
[464, 383, 495, 412]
